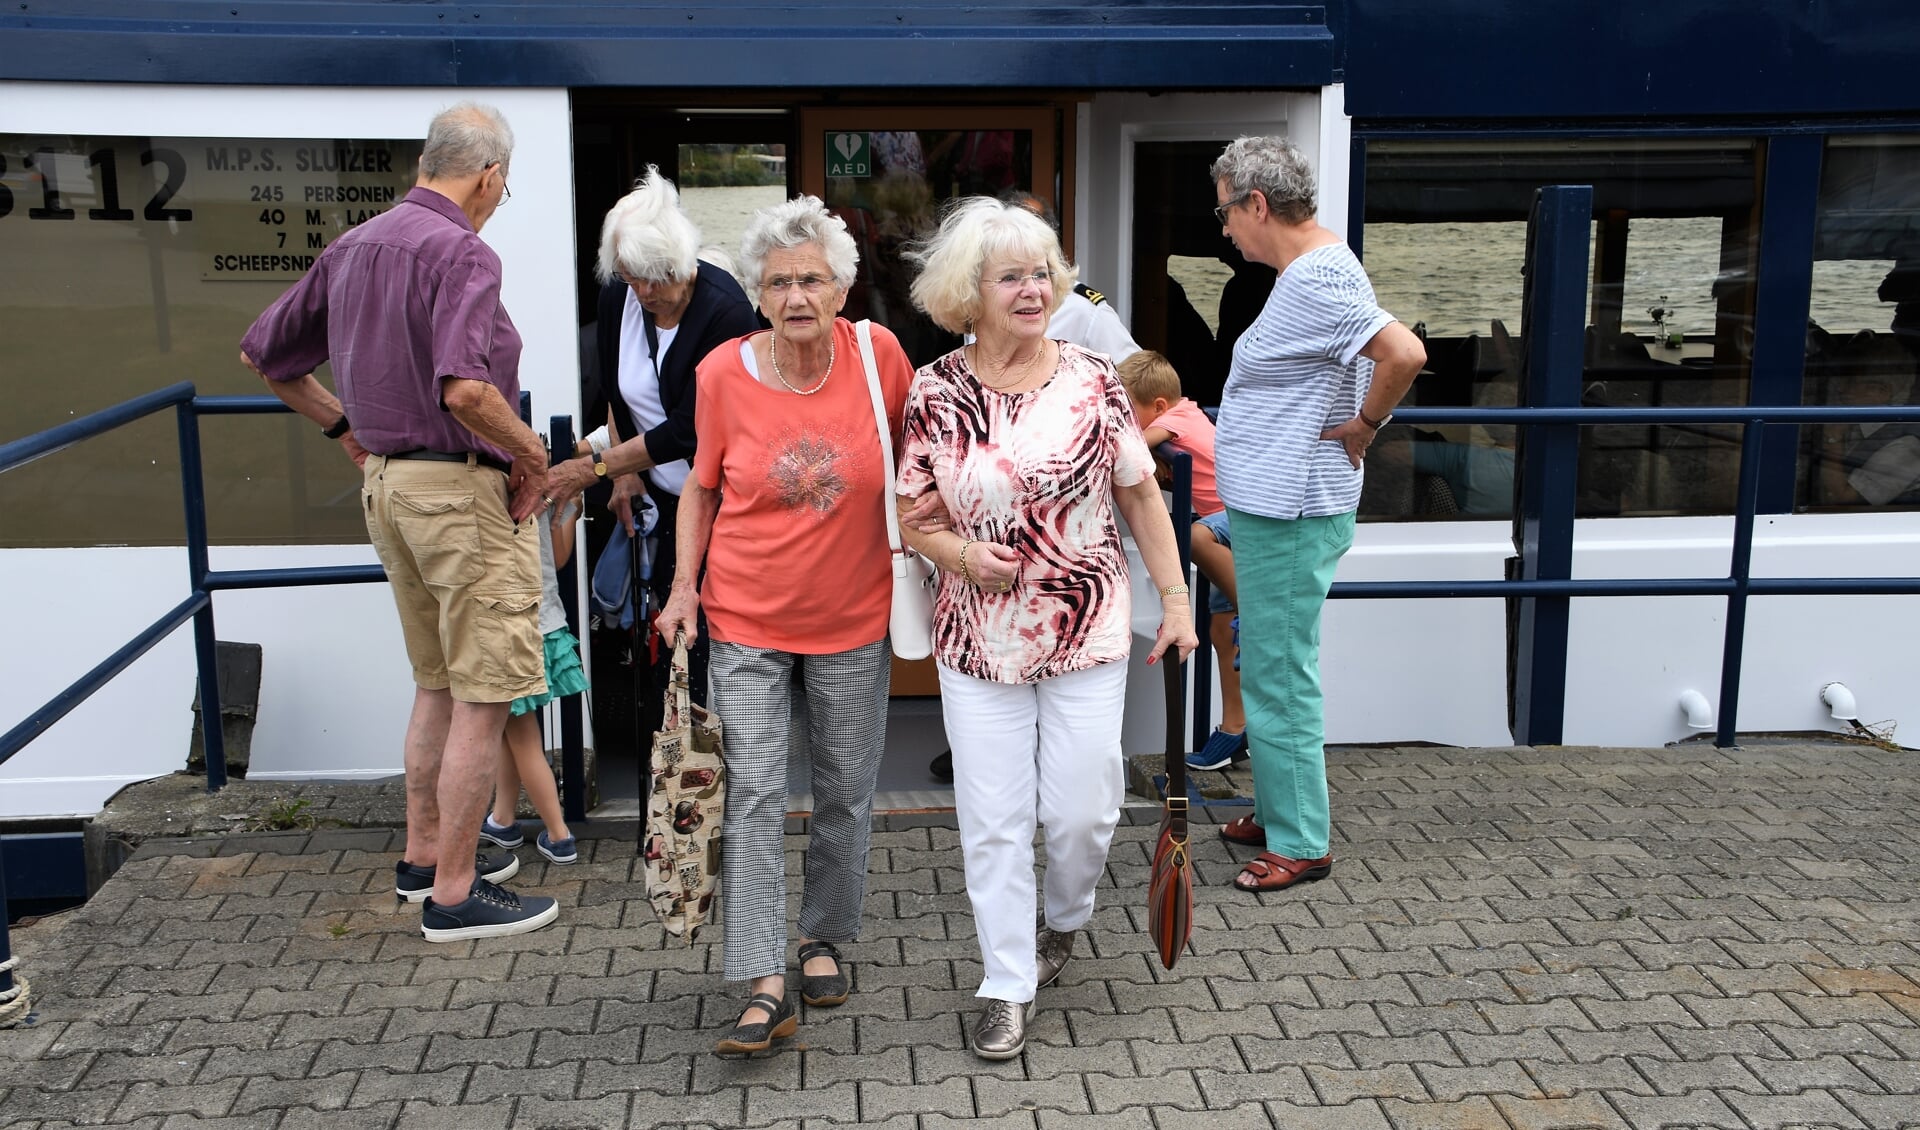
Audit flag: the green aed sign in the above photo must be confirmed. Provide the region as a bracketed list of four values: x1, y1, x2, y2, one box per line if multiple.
[826, 131, 871, 178]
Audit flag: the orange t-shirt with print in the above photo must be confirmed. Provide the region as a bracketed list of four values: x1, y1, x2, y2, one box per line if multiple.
[692, 318, 914, 654]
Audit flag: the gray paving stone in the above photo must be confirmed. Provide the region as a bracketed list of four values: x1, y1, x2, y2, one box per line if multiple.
[857, 1077, 973, 1121]
[112, 1079, 245, 1120]
[1608, 1090, 1747, 1129]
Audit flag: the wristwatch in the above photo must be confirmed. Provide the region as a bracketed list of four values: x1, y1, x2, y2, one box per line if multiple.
[593, 458, 609, 478]
[1357, 407, 1393, 430]
[321, 415, 351, 439]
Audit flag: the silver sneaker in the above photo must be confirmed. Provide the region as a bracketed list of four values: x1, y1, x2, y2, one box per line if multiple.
[970, 998, 1035, 1060]
[1036, 924, 1076, 989]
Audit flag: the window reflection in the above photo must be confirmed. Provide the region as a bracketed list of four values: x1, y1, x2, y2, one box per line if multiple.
[1361, 138, 1760, 521]
[1799, 134, 1920, 511]
[0, 132, 420, 548]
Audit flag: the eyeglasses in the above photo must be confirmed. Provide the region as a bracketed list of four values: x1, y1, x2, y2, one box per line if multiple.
[1213, 193, 1249, 224]
[984, 269, 1054, 291]
[762, 274, 833, 295]
[489, 163, 510, 203]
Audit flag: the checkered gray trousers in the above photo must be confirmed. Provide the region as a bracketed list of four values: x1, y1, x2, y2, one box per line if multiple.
[707, 636, 892, 982]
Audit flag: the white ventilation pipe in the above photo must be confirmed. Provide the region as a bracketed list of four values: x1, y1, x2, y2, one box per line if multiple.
[1677, 689, 1714, 730]
[1821, 682, 1858, 722]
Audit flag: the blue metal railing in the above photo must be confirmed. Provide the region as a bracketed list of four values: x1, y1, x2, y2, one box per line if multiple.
[1159, 402, 1920, 772]
[0, 387, 591, 1002]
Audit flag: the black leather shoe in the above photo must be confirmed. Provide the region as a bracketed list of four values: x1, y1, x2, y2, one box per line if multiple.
[930, 749, 954, 783]
[797, 940, 849, 1006]
[713, 992, 797, 1056]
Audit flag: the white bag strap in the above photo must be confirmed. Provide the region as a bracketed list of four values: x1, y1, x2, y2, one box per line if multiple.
[857, 319, 906, 556]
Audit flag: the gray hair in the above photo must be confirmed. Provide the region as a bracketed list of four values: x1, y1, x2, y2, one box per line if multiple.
[907, 195, 1074, 335]
[595, 166, 702, 285]
[737, 195, 859, 291]
[1210, 136, 1316, 224]
[419, 102, 514, 180]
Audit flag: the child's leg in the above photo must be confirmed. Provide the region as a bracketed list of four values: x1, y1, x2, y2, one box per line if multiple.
[1192, 523, 1237, 609]
[491, 739, 523, 829]
[1211, 611, 1246, 733]
[505, 711, 572, 843]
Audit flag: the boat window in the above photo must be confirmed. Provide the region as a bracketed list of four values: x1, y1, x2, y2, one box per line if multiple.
[1360, 138, 1760, 521]
[1798, 133, 1920, 512]
[0, 131, 420, 548]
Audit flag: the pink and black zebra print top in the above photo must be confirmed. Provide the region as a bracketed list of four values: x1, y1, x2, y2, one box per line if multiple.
[898, 342, 1155, 684]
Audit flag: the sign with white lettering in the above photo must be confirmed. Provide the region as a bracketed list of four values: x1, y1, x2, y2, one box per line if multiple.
[826, 131, 871, 178]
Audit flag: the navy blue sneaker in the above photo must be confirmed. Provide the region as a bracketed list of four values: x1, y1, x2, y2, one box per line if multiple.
[421, 877, 559, 942]
[536, 830, 578, 865]
[394, 849, 519, 903]
[480, 816, 525, 848]
[1186, 727, 1250, 771]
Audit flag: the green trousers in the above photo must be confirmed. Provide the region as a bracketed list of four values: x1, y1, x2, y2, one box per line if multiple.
[1227, 507, 1354, 859]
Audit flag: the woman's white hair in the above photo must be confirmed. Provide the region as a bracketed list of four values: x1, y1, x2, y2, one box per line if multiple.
[595, 166, 702, 285]
[737, 195, 859, 291]
[907, 196, 1075, 335]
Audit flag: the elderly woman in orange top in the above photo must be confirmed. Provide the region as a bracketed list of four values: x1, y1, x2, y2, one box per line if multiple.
[655, 195, 916, 1059]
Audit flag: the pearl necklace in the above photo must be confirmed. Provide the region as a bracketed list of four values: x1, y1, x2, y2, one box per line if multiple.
[972, 341, 1048, 390]
[769, 333, 834, 396]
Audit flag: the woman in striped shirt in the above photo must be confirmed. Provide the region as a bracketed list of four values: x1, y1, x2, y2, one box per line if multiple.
[1207, 136, 1427, 893]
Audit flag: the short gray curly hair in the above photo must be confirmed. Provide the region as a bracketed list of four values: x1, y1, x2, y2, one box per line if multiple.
[737, 195, 859, 292]
[1210, 136, 1316, 224]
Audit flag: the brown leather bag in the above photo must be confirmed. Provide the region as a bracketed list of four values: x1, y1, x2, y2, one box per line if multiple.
[1147, 654, 1194, 969]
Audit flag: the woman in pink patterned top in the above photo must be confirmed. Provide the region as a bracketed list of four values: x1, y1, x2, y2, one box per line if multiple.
[897, 197, 1197, 1061]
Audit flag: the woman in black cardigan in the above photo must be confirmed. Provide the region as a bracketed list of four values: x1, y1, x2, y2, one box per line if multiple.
[552, 166, 759, 706]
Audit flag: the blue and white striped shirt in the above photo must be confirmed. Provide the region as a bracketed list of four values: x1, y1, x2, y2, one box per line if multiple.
[1216, 243, 1396, 520]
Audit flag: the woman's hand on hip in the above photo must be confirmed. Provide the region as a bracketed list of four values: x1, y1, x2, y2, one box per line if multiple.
[655, 587, 701, 648]
[1321, 417, 1376, 470]
[1147, 600, 1199, 666]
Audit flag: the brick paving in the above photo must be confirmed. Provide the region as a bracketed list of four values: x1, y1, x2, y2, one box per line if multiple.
[3, 740, 1918, 1129]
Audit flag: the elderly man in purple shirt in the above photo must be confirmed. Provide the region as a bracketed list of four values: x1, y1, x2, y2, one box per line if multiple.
[240, 103, 559, 941]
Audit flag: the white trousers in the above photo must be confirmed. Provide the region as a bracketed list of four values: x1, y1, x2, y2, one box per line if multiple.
[939, 659, 1128, 1002]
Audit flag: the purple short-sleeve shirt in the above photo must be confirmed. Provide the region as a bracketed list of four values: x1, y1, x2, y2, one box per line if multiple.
[240, 187, 522, 461]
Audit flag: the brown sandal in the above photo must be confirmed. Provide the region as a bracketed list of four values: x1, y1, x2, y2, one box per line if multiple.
[1219, 814, 1265, 846]
[1233, 851, 1333, 892]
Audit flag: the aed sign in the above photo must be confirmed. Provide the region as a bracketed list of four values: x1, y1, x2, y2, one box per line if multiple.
[826, 132, 870, 178]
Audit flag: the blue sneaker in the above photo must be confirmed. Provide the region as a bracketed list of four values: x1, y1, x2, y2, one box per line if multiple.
[480, 816, 524, 848]
[537, 830, 578, 865]
[394, 849, 519, 903]
[1186, 727, 1250, 771]
[421, 877, 559, 942]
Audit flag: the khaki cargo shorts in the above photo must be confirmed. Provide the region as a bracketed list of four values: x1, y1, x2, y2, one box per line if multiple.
[363, 454, 546, 704]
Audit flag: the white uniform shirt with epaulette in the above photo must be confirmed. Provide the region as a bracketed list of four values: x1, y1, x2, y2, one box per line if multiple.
[1046, 283, 1140, 364]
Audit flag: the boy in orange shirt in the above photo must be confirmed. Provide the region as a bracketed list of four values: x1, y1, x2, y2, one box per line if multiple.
[1117, 351, 1247, 770]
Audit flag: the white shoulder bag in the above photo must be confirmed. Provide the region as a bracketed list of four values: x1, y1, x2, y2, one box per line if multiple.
[857, 320, 937, 661]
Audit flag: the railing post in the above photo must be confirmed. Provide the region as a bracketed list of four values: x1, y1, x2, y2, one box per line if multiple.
[550, 414, 587, 826]
[178, 400, 226, 792]
[1, 836, 15, 1002]
[1715, 421, 1766, 748]
[1511, 185, 1592, 746]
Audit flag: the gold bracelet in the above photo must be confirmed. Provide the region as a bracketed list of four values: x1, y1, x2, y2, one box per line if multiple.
[1159, 583, 1190, 597]
[959, 539, 977, 586]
